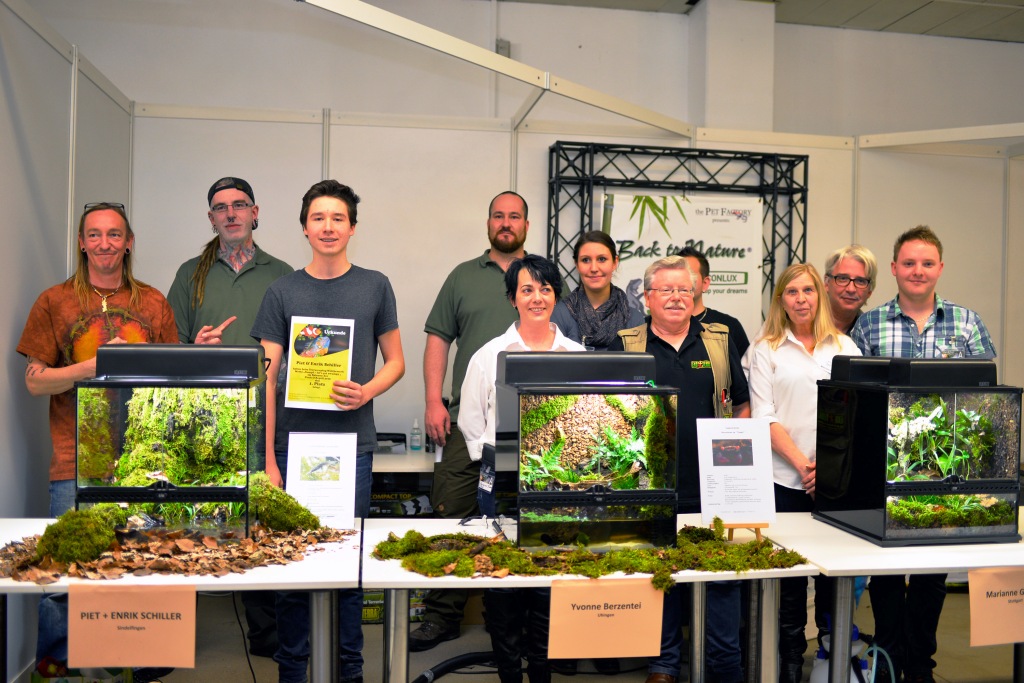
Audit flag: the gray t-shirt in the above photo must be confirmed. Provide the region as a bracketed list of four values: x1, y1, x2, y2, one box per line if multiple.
[251, 266, 399, 455]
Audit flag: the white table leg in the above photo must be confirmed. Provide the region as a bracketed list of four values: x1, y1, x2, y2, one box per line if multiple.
[384, 588, 411, 683]
[759, 579, 780, 683]
[310, 590, 337, 683]
[692, 582, 706, 683]
[829, 577, 856, 683]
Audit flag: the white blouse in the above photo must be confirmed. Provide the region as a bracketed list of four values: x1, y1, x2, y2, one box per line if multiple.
[459, 322, 586, 462]
[746, 330, 861, 489]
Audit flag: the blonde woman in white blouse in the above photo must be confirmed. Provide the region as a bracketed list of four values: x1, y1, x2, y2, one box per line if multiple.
[747, 263, 861, 683]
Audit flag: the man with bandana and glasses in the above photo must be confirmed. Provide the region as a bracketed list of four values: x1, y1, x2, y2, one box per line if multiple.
[167, 177, 293, 659]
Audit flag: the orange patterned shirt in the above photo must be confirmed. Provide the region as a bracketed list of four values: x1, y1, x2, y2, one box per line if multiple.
[17, 281, 178, 481]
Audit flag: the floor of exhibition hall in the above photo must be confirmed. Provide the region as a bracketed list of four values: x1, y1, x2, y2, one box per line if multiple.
[151, 584, 1011, 683]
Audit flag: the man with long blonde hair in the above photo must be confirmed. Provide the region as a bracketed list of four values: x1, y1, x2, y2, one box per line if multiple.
[18, 201, 177, 671]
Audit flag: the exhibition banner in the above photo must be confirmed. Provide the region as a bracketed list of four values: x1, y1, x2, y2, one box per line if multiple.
[69, 584, 196, 667]
[603, 193, 763, 338]
[548, 577, 662, 658]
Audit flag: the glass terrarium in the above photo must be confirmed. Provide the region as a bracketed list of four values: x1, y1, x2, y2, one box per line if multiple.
[814, 358, 1021, 546]
[75, 344, 266, 532]
[514, 385, 678, 553]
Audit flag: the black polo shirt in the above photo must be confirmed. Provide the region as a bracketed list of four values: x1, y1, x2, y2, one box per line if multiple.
[609, 319, 750, 511]
[697, 306, 751, 357]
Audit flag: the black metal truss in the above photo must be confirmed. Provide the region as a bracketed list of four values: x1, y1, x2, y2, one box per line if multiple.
[547, 142, 808, 300]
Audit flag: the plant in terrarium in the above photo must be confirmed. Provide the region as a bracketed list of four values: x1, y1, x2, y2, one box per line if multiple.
[886, 395, 994, 482]
[583, 426, 647, 489]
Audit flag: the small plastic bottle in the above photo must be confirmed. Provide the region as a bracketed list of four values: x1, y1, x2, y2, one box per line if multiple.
[410, 419, 423, 451]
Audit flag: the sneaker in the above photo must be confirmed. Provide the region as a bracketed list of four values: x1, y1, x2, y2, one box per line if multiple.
[408, 620, 460, 652]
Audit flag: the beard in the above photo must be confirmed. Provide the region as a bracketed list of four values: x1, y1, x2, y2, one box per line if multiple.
[490, 230, 525, 254]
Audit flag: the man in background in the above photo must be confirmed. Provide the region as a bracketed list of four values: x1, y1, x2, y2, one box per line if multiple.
[414, 191, 529, 651]
[823, 244, 876, 334]
[678, 246, 750, 356]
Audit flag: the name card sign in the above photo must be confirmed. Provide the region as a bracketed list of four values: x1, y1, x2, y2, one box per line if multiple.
[968, 567, 1024, 646]
[69, 584, 196, 668]
[548, 578, 662, 658]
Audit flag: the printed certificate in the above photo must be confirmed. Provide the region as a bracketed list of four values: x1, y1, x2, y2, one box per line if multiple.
[696, 417, 775, 525]
[286, 432, 357, 529]
[284, 316, 354, 410]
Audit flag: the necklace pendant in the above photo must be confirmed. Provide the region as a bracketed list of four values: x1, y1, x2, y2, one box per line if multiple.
[101, 298, 108, 313]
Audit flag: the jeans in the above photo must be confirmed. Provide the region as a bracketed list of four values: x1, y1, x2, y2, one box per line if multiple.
[649, 581, 743, 683]
[37, 479, 76, 662]
[275, 450, 373, 683]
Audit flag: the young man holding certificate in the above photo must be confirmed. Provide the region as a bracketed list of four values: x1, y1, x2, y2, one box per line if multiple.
[251, 179, 405, 683]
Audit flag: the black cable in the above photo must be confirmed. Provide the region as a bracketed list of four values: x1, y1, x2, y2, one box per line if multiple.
[410, 651, 497, 683]
[227, 591, 259, 683]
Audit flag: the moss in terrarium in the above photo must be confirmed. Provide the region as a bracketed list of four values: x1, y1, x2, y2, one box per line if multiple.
[520, 394, 579, 437]
[643, 399, 672, 489]
[604, 394, 637, 422]
[887, 496, 1016, 529]
[77, 388, 117, 482]
[249, 471, 320, 532]
[116, 387, 248, 486]
[36, 509, 116, 564]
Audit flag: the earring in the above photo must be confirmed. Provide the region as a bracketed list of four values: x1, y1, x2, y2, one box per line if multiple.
[125, 248, 130, 255]
[81, 248, 86, 253]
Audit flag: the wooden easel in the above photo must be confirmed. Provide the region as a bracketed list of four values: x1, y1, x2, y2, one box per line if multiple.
[719, 523, 768, 542]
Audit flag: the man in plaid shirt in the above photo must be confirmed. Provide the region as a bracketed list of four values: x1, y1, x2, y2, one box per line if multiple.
[851, 225, 995, 360]
[850, 224, 996, 683]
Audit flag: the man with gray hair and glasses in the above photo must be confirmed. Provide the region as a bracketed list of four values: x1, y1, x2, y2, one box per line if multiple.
[610, 255, 749, 683]
[822, 244, 877, 334]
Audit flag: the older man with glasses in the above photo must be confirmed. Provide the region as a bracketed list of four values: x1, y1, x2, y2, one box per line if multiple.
[609, 255, 750, 683]
[17, 201, 178, 675]
[823, 244, 877, 334]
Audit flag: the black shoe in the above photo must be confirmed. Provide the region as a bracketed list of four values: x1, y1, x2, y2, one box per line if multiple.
[409, 621, 460, 652]
[550, 659, 578, 675]
[339, 677, 363, 683]
[133, 668, 175, 682]
[248, 641, 277, 658]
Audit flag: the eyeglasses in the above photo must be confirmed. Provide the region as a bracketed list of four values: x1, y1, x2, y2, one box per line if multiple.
[210, 201, 253, 214]
[83, 202, 125, 212]
[648, 287, 694, 297]
[827, 274, 871, 290]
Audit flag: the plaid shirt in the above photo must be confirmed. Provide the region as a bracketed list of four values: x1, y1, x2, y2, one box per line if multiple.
[851, 294, 996, 359]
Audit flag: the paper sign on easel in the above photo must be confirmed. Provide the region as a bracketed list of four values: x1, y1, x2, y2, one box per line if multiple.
[548, 578, 663, 658]
[68, 584, 196, 668]
[286, 431, 357, 529]
[696, 418, 775, 525]
[968, 567, 1024, 646]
